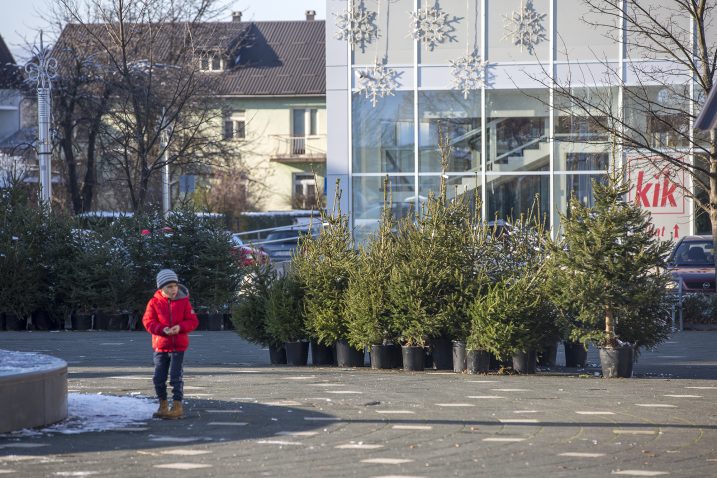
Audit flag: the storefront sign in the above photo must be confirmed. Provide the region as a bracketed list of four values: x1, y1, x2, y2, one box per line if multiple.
[626, 155, 690, 241]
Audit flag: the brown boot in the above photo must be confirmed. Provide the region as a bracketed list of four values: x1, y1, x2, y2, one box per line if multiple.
[152, 399, 169, 418]
[165, 400, 184, 419]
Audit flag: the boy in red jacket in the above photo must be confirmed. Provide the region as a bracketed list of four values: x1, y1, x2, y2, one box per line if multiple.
[143, 269, 199, 419]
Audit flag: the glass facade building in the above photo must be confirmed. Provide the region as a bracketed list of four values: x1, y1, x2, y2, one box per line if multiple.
[325, 0, 710, 240]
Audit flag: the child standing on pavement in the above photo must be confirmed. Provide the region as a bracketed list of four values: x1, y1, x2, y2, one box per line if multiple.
[143, 269, 199, 419]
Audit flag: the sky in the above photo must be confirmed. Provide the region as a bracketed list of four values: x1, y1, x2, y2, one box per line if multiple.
[0, 0, 328, 63]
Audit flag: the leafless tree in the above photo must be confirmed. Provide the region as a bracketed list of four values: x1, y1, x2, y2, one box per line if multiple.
[52, 0, 250, 212]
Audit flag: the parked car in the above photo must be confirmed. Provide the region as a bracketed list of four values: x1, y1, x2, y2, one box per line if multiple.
[668, 235, 715, 293]
[230, 234, 270, 266]
[257, 226, 320, 262]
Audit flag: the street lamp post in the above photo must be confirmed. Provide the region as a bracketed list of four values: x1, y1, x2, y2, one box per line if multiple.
[25, 31, 57, 207]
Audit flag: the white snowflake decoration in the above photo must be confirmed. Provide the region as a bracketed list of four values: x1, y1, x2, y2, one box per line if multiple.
[409, 5, 451, 51]
[357, 60, 400, 107]
[334, 1, 378, 52]
[450, 51, 487, 99]
[503, 0, 547, 55]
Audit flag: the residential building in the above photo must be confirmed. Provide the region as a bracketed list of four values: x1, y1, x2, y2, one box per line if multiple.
[51, 11, 326, 213]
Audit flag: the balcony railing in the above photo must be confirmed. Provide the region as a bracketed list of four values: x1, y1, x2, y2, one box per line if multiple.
[270, 135, 327, 163]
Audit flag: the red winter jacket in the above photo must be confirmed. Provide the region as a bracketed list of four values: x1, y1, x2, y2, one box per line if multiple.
[142, 285, 199, 352]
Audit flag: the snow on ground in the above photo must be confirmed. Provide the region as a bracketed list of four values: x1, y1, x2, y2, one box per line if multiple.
[0, 349, 66, 376]
[5, 394, 156, 436]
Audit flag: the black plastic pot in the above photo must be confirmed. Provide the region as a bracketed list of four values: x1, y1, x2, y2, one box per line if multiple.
[71, 313, 93, 331]
[335, 340, 365, 367]
[370, 344, 402, 369]
[223, 313, 235, 330]
[284, 341, 309, 366]
[107, 313, 129, 330]
[537, 342, 558, 367]
[92, 313, 109, 330]
[452, 341, 467, 373]
[430, 336, 453, 370]
[269, 344, 287, 365]
[31, 310, 54, 331]
[564, 341, 588, 367]
[599, 345, 634, 378]
[467, 349, 491, 374]
[512, 350, 537, 374]
[0, 313, 5, 331]
[311, 341, 335, 366]
[402, 345, 425, 371]
[4, 313, 26, 331]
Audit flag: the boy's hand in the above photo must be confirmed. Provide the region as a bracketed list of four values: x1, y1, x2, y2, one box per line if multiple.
[171, 325, 180, 334]
[163, 327, 172, 335]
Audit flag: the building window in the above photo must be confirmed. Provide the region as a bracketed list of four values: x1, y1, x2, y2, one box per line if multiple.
[223, 111, 246, 140]
[293, 108, 319, 137]
[199, 52, 224, 72]
[293, 174, 317, 209]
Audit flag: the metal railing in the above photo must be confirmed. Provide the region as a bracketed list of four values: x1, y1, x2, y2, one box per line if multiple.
[270, 135, 327, 159]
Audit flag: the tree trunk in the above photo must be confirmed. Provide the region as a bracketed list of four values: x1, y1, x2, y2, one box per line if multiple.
[605, 305, 615, 345]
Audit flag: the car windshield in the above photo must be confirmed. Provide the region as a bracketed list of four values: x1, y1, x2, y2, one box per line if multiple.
[672, 240, 714, 267]
[266, 230, 301, 241]
[230, 235, 244, 246]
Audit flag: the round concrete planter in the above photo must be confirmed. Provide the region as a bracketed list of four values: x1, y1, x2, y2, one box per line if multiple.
[0, 350, 68, 433]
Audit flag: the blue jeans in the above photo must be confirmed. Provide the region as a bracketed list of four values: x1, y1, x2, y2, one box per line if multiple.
[153, 351, 185, 401]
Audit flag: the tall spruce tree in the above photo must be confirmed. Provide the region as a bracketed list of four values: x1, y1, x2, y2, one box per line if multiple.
[550, 172, 672, 348]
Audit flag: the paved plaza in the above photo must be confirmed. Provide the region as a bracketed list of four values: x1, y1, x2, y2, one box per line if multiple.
[1, 330, 717, 477]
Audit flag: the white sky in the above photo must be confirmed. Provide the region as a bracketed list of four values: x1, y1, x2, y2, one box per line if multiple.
[1, 0, 328, 63]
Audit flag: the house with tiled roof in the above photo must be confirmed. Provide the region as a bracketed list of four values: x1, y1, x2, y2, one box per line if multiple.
[53, 10, 326, 213]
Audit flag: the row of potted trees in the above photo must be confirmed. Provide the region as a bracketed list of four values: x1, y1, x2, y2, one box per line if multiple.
[0, 184, 242, 331]
[233, 170, 672, 378]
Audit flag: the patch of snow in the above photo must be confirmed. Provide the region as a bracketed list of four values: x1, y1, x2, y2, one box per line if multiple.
[0, 350, 66, 377]
[5, 394, 155, 436]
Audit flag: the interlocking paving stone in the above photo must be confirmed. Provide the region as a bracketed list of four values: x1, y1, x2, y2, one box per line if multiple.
[2, 331, 717, 477]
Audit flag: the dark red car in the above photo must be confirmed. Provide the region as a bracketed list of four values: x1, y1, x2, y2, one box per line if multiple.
[668, 235, 716, 293]
[230, 233, 270, 267]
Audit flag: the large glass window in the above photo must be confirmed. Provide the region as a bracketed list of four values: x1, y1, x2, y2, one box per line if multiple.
[352, 175, 416, 243]
[418, 90, 481, 173]
[553, 87, 615, 171]
[485, 89, 550, 173]
[352, 91, 415, 174]
[419, 174, 481, 213]
[486, 174, 549, 222]
[624, 85, 690, 151]
[552, 173, 607, 231]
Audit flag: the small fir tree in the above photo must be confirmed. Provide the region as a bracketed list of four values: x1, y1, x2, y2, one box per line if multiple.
[549, 172, 672, 349]
[231, 263, 279, 348]
[292, 181, 357, 346]
[265, 271, 306, 343]
[345, 178, 399, 349]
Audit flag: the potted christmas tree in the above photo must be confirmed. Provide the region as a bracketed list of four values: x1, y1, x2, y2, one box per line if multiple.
[265, 271, 309, 366]
[293, 182, 362, 367]
[549, 172, 672, 377]
[345, 180, 401, 369]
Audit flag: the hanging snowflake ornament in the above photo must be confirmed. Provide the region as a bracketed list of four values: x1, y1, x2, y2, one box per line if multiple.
[503, 0, 547, 55]
[334, 1, 378, 52]
[356, 60, 400, 107]
[450, 51, 487, 99]
[409, 5, 451, 51]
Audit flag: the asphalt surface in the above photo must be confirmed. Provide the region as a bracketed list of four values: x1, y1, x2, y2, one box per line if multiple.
[1, 330, 716, 477]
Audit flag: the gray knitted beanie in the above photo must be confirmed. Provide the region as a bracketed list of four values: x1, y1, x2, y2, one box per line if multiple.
[156, 269, 179, 289]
